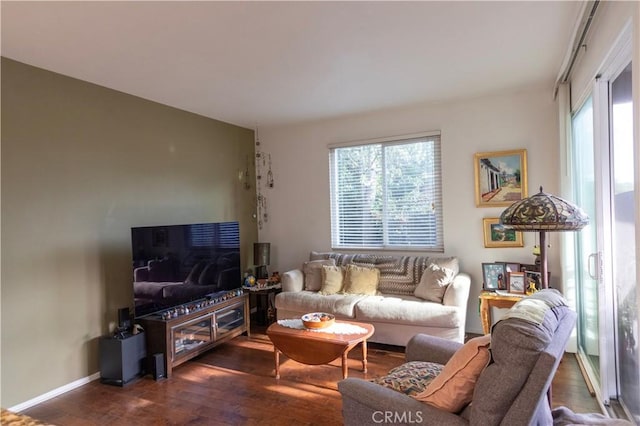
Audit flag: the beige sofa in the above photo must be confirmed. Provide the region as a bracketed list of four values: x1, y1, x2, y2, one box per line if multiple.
[275, 252, 471, 346]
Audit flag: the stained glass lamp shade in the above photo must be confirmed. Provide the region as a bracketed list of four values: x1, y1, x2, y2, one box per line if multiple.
[500, 187, 589, 289]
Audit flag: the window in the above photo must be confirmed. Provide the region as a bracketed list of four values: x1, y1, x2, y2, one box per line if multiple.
[329, 132, 444, 251]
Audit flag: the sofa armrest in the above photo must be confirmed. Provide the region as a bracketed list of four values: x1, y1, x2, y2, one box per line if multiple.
[338, 378, 467, 426]
[442, 272, 471, 308]
[405, 333, 463, 364]
[281, 269, 304, 292]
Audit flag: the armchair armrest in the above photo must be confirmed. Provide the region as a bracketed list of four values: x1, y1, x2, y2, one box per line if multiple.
[405, 333, 463, 364]
[338, 378, 467, 426]
[281, 269, 304, 292]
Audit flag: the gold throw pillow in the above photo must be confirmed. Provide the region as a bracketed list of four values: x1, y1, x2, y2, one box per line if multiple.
[342, 264, 380, 295]
[319, 265, 345, 295]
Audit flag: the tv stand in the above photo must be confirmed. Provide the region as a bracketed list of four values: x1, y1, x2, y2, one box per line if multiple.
[138, 291, 249, 378]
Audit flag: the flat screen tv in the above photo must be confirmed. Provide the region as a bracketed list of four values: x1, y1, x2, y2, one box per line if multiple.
[131, 221, 241, 318]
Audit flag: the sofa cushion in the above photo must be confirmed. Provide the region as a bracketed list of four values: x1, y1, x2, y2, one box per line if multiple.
[275, 290, 367, 318]
[413, 334, 491, 412]
[370, 361, 444, 397]
[354, 294, 462, 328]
[429, 257, 460, 277]
[342, 265, 380, 295]
[319, 265, 345, 295]
[303, 259, 336, 291]
[414, 263, 455, 303]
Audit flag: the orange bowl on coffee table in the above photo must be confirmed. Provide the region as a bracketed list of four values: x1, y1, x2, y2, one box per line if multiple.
[301, 312, 335, 329]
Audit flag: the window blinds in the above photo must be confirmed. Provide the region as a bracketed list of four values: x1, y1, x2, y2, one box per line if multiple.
[329, 133, 444, 251]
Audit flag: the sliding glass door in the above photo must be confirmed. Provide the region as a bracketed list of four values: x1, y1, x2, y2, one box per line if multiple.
[571, 60, 638, 423]
[571, 96, 601, 381]
[610, 63, 638, 423]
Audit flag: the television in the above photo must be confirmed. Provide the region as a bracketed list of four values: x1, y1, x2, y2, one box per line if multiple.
[131, 221, 241, 318]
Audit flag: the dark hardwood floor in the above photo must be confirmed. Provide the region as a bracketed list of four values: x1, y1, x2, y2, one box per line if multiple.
[22, 327, 600, 425]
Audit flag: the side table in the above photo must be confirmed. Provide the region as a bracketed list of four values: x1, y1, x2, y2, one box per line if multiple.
[243, 284, 282, 325]
[479, 292, 524, 334]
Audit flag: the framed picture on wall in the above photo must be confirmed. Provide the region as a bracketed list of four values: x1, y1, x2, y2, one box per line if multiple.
[483, 218, 524, 248]
[482, 262, 508, 291]
[474, 149, 528, 207]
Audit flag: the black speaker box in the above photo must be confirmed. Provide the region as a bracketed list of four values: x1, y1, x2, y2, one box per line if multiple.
[152, 353, 165, 381]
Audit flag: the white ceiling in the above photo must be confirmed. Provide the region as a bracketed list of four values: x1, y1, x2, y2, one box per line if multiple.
[1, 1, 581, 129]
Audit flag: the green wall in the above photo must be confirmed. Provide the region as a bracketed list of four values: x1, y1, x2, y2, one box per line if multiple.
[1, 57, 257, 407]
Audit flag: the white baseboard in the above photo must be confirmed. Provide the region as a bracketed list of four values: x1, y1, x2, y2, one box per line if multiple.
[8, 372, 101, 413]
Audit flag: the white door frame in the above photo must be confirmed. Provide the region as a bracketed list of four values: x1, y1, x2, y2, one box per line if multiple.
[591, 21, 633, 405]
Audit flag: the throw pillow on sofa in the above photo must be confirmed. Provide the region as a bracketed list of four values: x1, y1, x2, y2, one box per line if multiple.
[319, 265, 345, 295]
[342, 264, 380, 295]
[414, 264, 455, 303]
[413, 334, 491, 412]
[430, 256, 460, 276]
[302, 259, 336, 291]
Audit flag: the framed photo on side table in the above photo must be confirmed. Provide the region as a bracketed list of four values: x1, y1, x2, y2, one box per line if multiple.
[508, 271, 526, 294]
[474, 149, 528, 207]
[482, 262, 508, 291]
[521, 264, 550, 290]
[525, 271, 543, 292]
[498, 262, 521, 274]
[520, 264, 538, 273]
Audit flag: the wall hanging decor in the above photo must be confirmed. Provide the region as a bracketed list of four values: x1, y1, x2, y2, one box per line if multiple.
[239, 155, 251, 190]
[255, 129, 275, 229]
[474, 149, 528, 207]
[482, 217, 524, 248]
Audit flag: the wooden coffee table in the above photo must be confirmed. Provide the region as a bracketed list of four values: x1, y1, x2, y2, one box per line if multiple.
[266, 320, 375, 379]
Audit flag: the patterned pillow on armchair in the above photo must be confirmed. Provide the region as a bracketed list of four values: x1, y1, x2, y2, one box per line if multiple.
[369, 361, 444, 396]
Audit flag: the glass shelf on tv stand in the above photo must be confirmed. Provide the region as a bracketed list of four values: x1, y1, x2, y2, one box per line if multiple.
[173, 316, 213, 358]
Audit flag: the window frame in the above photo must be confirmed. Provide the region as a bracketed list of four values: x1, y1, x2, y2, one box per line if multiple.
[328, 131, 444, 252]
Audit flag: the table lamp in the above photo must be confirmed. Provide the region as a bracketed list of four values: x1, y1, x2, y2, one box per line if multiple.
[253, 242, 271, 279]
[499, 186, 589, 289]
